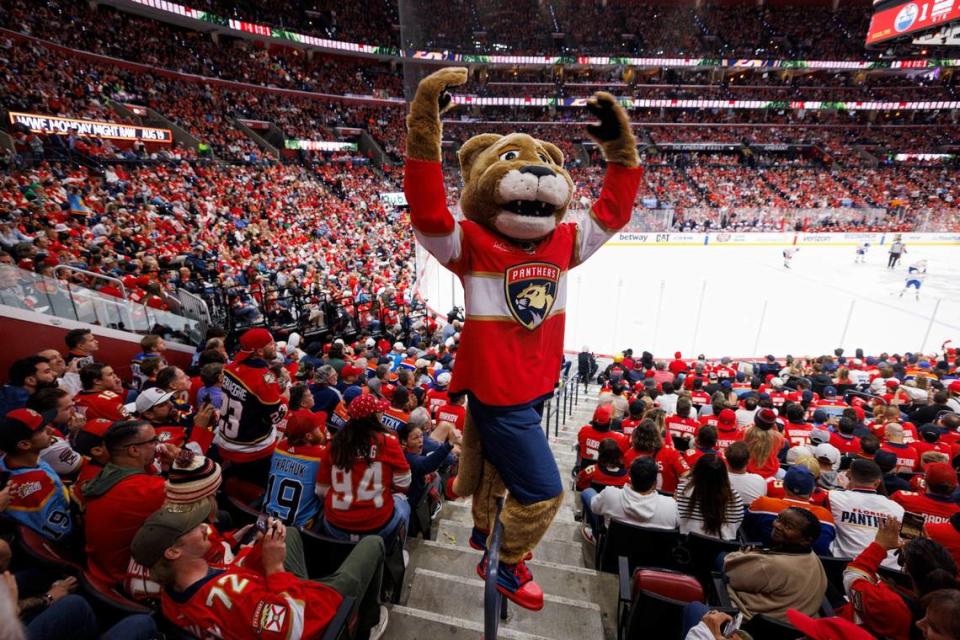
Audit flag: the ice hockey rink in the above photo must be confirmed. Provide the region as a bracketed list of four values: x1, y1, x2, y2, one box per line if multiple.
[416, 232, 960, 358]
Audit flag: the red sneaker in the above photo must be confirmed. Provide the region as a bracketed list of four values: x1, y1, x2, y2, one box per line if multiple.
[476, 556, 544, 611]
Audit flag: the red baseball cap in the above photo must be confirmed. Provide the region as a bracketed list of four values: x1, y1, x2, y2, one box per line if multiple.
[786, 610, 876, 640]
[239, 328, 274, 351]
[718, 408, 737, 425]
[925, 462, 958, 489]
[3, 408, 56, 432]
[949, 380, 960, 394]
[348, 395, 389, 420]
[81, 418, 114, 439]
[285, 409, 327, 439]
[885, 379, 900, 388]
[593, 404, 613, 426]
[341, 365, 364, 379]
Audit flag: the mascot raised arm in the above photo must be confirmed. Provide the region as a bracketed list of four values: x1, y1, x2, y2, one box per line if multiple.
[403, 66, 642, 610]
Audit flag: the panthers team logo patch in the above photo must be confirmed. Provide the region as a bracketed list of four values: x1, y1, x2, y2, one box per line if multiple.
[504, 262, 560, 330]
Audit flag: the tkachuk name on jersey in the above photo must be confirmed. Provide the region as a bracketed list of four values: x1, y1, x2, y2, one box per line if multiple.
[273, 457, 308, 476]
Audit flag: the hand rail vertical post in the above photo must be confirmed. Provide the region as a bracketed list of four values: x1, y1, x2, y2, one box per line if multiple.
[483, 497, 506, 638]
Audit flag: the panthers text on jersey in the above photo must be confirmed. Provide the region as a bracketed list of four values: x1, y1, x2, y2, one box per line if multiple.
[0, 458, 73, 540]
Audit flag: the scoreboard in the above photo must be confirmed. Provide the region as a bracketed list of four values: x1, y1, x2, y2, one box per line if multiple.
[866, 0, 960, 46]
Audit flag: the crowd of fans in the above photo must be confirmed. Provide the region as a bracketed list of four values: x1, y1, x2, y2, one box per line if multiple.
[574, 344, 960, 638]
[0, 158, 421, 337]
[3, 310, 960, 639]
[162, 0, 909, 61]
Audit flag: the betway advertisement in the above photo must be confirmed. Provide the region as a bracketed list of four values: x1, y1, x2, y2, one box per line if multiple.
[867, 0, 960, 45]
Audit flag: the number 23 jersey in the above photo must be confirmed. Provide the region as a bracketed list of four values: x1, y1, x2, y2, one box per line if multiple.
[215, 357, 287, 462]
[318, 433, 411, 531]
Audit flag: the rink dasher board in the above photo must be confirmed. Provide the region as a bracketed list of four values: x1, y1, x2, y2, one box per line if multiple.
[608, 232, 960, 247]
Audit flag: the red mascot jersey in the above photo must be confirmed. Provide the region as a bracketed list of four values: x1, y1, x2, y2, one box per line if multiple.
[404, 158, 642, 406]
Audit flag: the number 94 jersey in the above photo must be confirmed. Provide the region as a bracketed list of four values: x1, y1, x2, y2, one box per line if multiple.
[318, 433, 411, 531]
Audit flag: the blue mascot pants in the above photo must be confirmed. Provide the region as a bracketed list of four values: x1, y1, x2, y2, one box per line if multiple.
[466, 393, 563, 505]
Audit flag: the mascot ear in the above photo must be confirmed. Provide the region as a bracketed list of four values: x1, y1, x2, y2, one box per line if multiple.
[541, 141, 564, 167]
[458, 133, 502, 180]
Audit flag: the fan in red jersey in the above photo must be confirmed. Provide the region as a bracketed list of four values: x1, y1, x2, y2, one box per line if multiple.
[318, 394, 412, 542]
[214, 328, 288, 486]
[577, 404, 628, 467]
[131, 505, 389, 639]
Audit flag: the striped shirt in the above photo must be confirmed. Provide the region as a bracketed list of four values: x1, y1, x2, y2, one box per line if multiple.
[676, 479, 744, 541]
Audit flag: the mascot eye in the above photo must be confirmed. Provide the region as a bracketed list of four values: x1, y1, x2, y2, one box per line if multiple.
[499, 150, 520, 162]
[537, 152, 551, 163]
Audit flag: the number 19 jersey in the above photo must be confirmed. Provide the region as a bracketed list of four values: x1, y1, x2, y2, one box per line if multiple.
[318, 433, 411, 531]
[264, 442, 325, 527]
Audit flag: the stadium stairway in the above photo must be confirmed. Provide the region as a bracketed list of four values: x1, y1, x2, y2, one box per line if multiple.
[384, 384, 620, 640]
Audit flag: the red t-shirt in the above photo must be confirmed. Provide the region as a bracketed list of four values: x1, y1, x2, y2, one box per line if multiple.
[621, 417, 642, 438]
[925, 518, 960, 569]
[577, 426, 628, 463]
[714, 425, 744, 451]
[75, 390, 129, 422]
[784, 422, 813, 447]
[319, 433, 411, 531]
[892, 491, 960, 525]
[880, 442, 920, 473]
[683, 447, 724, 469]
[425, 388, 450, 417]
[667, 415, 699, 444]
[435, 403, 466, 432]
[575, 464, 629, 492]
[829, 432, 862, 456]
[624, 446, 690, 494]
[84, 471, 166, 586]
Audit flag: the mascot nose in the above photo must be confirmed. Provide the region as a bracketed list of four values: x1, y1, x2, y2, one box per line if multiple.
[518, 165, 556, 178]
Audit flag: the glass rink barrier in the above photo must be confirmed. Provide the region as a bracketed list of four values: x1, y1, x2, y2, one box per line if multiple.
[0, 265, 203, 346]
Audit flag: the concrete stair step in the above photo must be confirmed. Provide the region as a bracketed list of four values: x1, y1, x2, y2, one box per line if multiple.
[384, 605, 552, 640]
[439, 501, 584, 544]
[412, 540, 614, 603]
[404, 568, 605, 639]
[442, 499, 579, 536]
[436, 521, 588, 568]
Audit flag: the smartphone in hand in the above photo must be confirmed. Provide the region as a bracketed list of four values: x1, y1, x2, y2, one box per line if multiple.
[900, 512, 926, 540]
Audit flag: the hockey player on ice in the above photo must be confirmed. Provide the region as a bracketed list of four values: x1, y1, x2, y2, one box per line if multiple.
[899, 270, 926, 301]
[907, 259, 928, 275]
[783, 247, 799, 268]
[855, 242, 869, 263]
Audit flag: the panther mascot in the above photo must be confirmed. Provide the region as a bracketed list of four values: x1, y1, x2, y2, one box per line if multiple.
[403, 66, 641, 610]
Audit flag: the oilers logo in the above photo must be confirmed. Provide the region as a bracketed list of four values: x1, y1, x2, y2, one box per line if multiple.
[895, 3, 918, 32]
[504, 262, 560, 330]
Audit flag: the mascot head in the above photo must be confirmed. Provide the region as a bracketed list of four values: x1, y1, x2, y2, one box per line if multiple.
[457, 133, 574, 241]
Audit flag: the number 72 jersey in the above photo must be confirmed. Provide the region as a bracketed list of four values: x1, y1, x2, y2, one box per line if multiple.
[318, 433, 411, 531]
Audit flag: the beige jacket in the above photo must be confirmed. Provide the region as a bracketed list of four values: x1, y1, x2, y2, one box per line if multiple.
[724, 549, 827, 621]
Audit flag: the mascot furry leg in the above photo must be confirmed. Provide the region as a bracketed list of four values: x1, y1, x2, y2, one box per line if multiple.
[404, 67, 641, 611]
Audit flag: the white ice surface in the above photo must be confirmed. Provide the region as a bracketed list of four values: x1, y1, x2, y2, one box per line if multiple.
[563, 244, 960, 358]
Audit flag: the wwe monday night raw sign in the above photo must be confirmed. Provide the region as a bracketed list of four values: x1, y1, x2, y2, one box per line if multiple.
[9, 112, 173, 143]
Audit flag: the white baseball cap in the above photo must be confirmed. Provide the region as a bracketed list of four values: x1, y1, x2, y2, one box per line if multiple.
[126, 388, 174, 415]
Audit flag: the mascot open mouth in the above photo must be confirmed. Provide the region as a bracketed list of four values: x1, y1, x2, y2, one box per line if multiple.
[502, 199, 557, 218]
